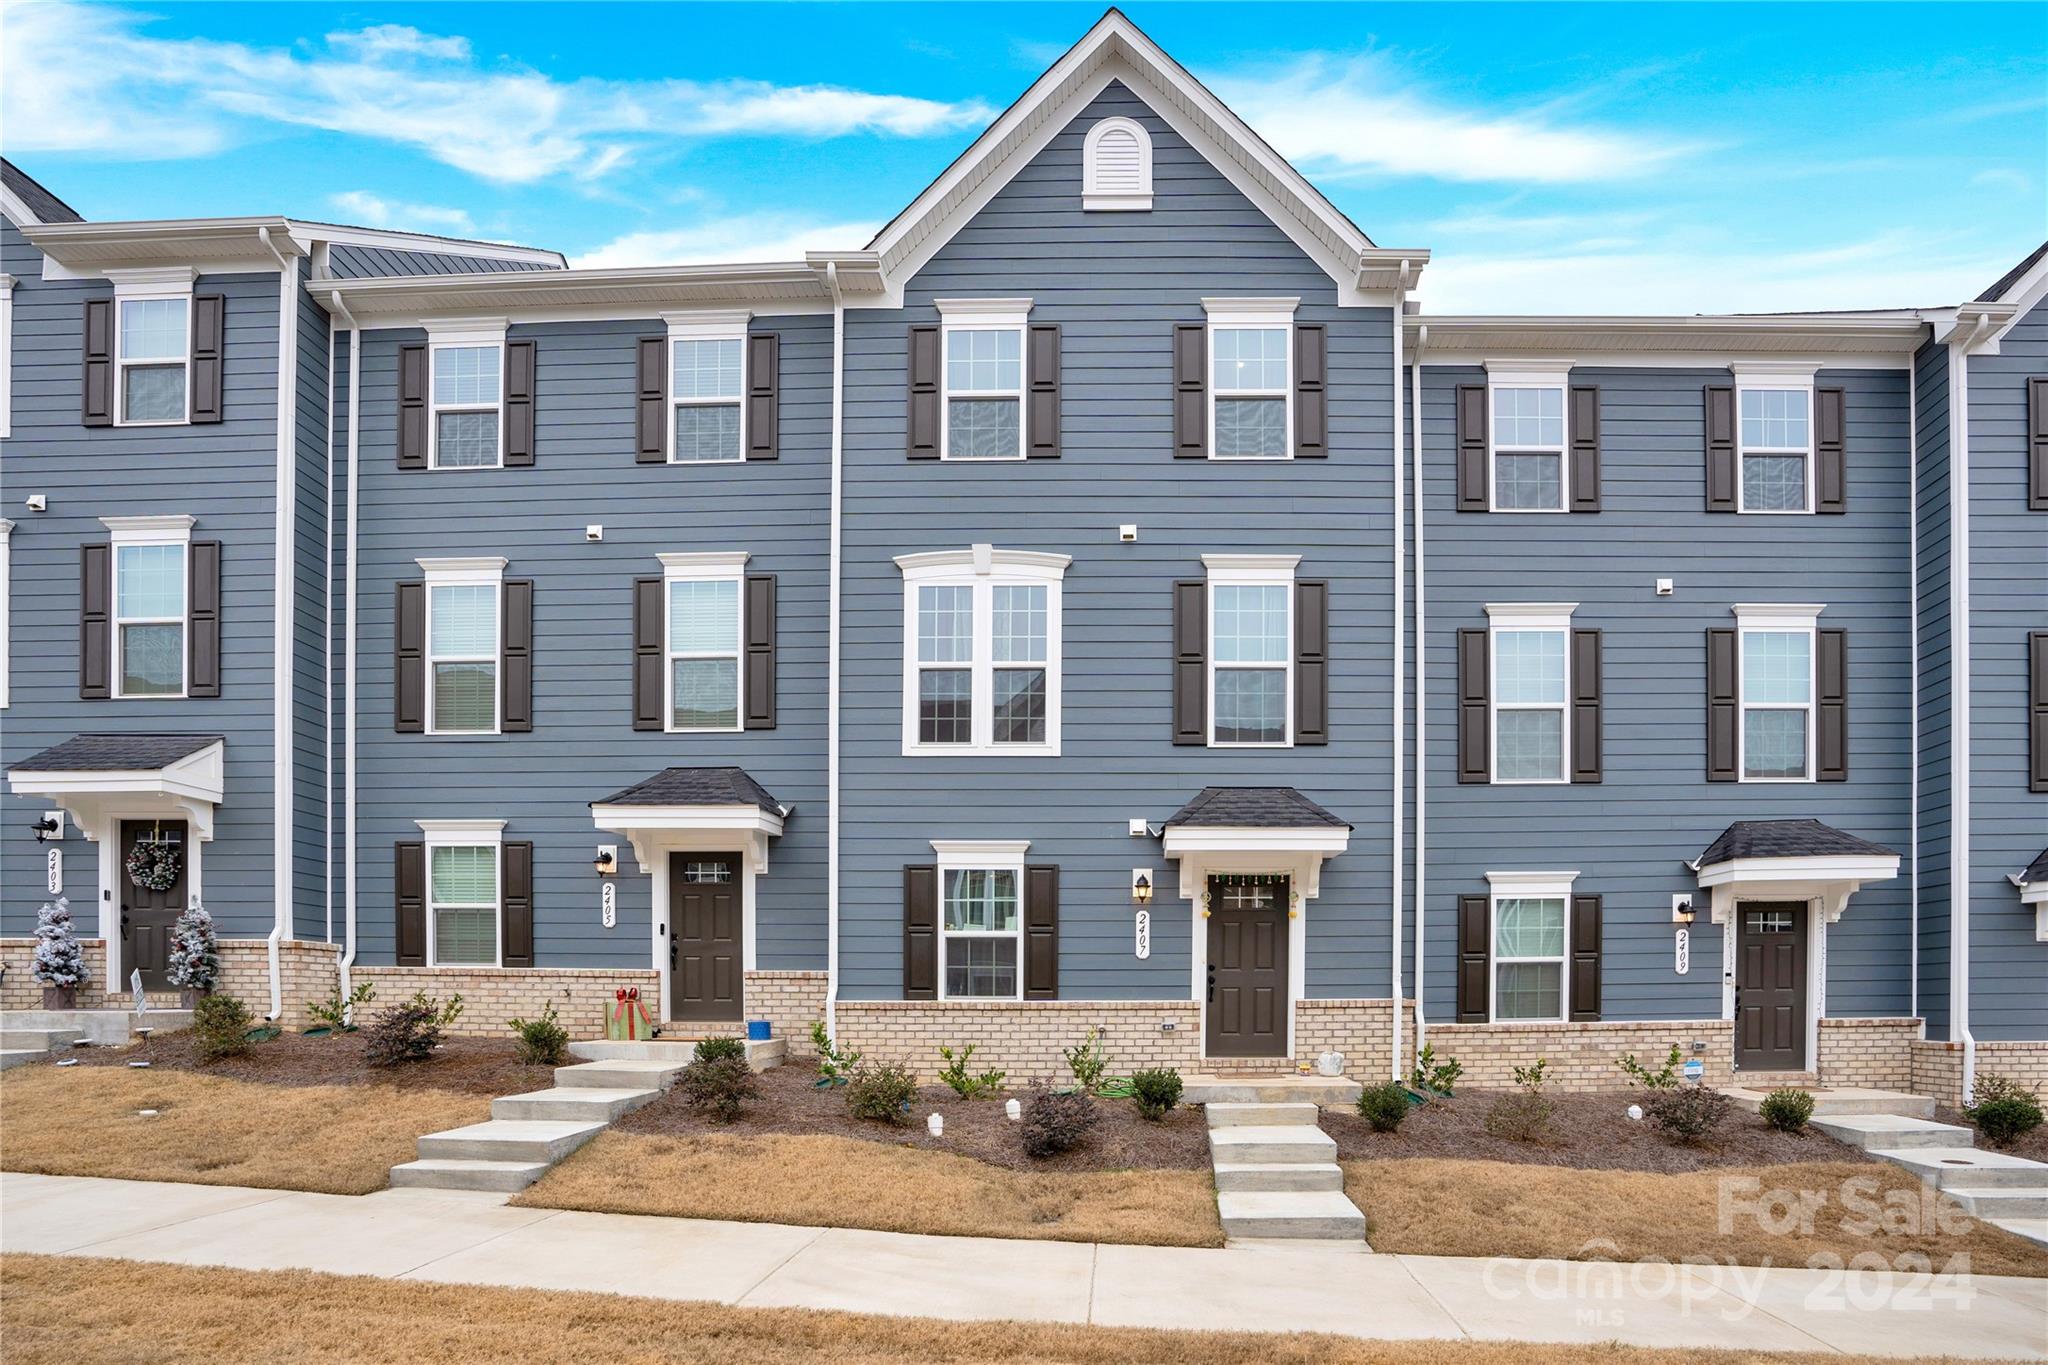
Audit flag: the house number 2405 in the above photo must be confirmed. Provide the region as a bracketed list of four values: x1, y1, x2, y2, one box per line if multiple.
[601, 880, 616, 930]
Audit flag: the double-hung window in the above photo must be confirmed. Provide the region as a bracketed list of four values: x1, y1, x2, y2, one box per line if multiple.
[106, 515, 194, 699]
[1205, 554, 1297, 746]
[938, 299, 1029, 460]
[420, 557, 503, 734]
[1487, 367, 1568, 511]
[1736, 370, 1814, 513]
[419, 820, 504, 967]
[897, 545, 1067, 755]
[1737, 604, 1819, 781]
[660, 551, 746, 731]
[117, 293, 191, 425]
[1487, 873, 1575, 1022]
[934, 841, 1028, 999]
[1487, 603, 1575, 783]
[428, 325, 504, 469]
[668, 312, 746, 463]
[1206, 299, 1295, 460]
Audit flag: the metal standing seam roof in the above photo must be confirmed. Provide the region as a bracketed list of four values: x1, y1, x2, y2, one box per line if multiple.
[1165, 786, 1350, 830]
[8, 734, 223, 773]
[591, 767, 783, 813]
[1694, 819, 1896, 867]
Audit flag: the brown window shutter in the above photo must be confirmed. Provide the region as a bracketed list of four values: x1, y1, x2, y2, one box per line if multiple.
[1172, 579, 1206, 745]
[1294, 323, 1327, 457]
[1172, 323, 1207, 458]
[82, 299, 114, 426]
[636, 337, 668, 463]
[632, 576, 664, 731]
[1295, 579, 1329, 744]
[1026, 323, 1060, 458]
[1570, 627, 1601, 783]
[503, 339, 536, 466]
[1455, 385, 1488, 511]
[398, 344, 428, 469]
[904, 865, 938, 1000]
[1704, 385, 1737, 512]
[394, 582, 426, 732]
[80, 543, 111, 698]
[395, 841, 427, 966]
[1456, 895, 1489, 1022]
[1706, 628, 1738, 781]
[501, 579, 534, 733]
[190, 294, 226, 424]
[188, 540, 222, 699]
[1456, 627, 1489, 783]
[1568, 894, 1602, 1021]
[907, 325, 941, 459]
[502, 841, 535, 968]
[1024, 865, 1059, 999]
[2031, 632, 2048, 793]
[1815, 387, 1846, 513]
[744, 573, 777, 730]
[1814, 627, 1848, 782]
[746, 332, 779, 461]
[1569, 385, 1600, 511]
[2028, 378, 2048, 511]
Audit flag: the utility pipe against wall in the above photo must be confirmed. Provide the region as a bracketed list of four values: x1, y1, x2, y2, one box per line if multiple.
[258, 226, 297, 1023]
[329, 292, 363, 1013]
[824, 261, 844, 1040]
[1946, 338, 1977, 1099]
[1410, 323, 1428, 1065]
[1389, 266, 1408, 1081]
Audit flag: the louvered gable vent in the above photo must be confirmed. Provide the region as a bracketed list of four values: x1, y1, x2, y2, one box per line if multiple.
[1083, 116, 1153, 211]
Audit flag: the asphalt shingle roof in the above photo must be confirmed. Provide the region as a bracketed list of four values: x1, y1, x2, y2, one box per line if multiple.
[2018, 848, 2048, 888]
[592, 766, 782, 813]
[8, 734, 223, 773]
[1977, 240, 2048, 303]
[1, 159, 84, 224]
[1165, 786, 1349, 830]
[1695, 819, 1895, 867]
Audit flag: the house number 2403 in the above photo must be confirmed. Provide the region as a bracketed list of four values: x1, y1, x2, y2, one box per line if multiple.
[601, 880, 616, 930]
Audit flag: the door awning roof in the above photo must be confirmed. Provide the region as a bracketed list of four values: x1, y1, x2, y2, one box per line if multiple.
[1161, 787, 1350, 896]
[592, 766, 784, 814]
[1165, 786, 1349, 831]
[1694, 819, 1895, 868]
[590, 767, 787, 875]
[2011, 848, 2048, 911]
[7, 734, 226, 839]
[9, 733, 224, 775]
[1686, 819, 1899, 923]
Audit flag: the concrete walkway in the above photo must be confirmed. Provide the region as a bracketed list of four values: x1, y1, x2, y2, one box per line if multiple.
[2, 1172, 2042, 1359]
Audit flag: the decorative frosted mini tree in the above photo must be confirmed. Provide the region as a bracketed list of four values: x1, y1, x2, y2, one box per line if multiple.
[166, 905, 220, 1000]
[33, 896, 88, 1007]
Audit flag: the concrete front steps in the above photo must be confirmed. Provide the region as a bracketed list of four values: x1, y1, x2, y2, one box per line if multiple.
[568, 1037, 786, 1072]
[1204, 1094, 1367, 1246]
[1185, 1074, 1361, 1106]
[0, 1008, 196, 1069]
[0, 1025, 84, 1072]
[1725, 1086, 1937, 1119]
[1812, 1111, 2048, 1241]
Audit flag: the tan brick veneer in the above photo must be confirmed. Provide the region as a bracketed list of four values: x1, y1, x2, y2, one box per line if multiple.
[352, 965, 660, 1039]
[1816, 1016, 1921, 1090]
[1424, 1019, 1735, 1091]
[745, 970, 827, 1055]
[836, 1000, 1204, 1082]
[1911, 1038, 2048, 1107]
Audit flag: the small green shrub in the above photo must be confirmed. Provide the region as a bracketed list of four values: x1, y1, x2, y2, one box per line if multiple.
[693, 1036, 747, 1064]
[810, 1019, 863, 1085]
[363, 995, 454, 1068]
[1759, 1088, 1816, 1133]
[678, 1053, 756, 1123]
[1619, 1044, 1684, 1090]
[1129, 1068, 1183, 1120]
[1357, 1081, 1410, 1132]
[937, 1042, 1006, 1098]
[846, 1062, 918, 1124]
[1512, 1058, 1550, 1091]
[192, 994, 254, 1063]
[1968, 1072, 2036, 1107]
[1485, 1091, 1554, 1142]
[508, 1000, 570, 1066]
[1965, 1075, 2044, 1149]
[305, 980, 375, 1034]
[1645, 1084, 1730, 1144]
[1063, 1028, 1109, 1095]
[1022, 1087, 1098, 1158]
[1408, 1043, 1463, 1097]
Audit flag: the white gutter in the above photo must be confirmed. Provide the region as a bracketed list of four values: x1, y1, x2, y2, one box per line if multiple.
[1410, 323, 1428, 1066]
[1907, 349, 1918, 1021]
[259, 225, 296, 1022]
[328, 290, 363, 1010]
[825, 262, 844, 1040]
[1389, 269, 1408, 1080]
[1946, 338, 1977, 1098]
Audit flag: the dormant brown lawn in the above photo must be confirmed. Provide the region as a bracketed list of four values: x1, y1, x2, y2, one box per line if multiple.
[0, 1254, 2012, 1365]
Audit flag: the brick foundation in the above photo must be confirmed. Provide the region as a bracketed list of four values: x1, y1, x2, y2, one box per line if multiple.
[1294, 998, 1416, 1079]
[1816, 1016, 1920, 1090]
[837, 1000, 1203, 1082]
[352, 965, 658, 1039]
[1911, 1038, 2048, 1108]
[1, 938, 116, 1010]
[1423, 1019, 1734, 1091]
[746, 970, 827, 1055]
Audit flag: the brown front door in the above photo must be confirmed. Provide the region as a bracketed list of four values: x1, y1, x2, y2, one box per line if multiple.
[669, 853, 742, 1021]
[1205, 877, 1289, 1058]
[120, 820, 188, 992]
[1736, 902, 1808, 1071]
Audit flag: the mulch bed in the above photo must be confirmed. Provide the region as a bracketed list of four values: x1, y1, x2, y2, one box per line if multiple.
[1325, 1088, 1869, 1173]
[55, 1029, 554, 1098]
[613, 1061, 1213, 1173]
[1933, 1104, 2048, 1163]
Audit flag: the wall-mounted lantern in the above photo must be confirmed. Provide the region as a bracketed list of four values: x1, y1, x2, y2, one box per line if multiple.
[1131, 869, 1153, 905]
[593, 846, 617, 877]
[1671, 894, 1697, 925]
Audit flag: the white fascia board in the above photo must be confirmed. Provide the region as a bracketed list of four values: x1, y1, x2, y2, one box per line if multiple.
[590, 803, 785, 839]
[931, 839, 1031, 865]
[1407, 314, 1925, 366]
[414, 818, 507, 843]
[1, 185, 43, 229]
[658, 550, 750, 575]
[1162, 826, 1351, 857]
[1733, 602, 1825, 627]
[1693, 854, 1901, 889]
[1485, 602, 1578, 628]
[25, 218, 308, 280]
[1423, 349, 1914, 372]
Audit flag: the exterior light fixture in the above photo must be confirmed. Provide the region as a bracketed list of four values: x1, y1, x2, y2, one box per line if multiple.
[593, 848, 616, 876]
[1131, 870, 1153, 905]
[30, 816, 59, 843]
[1671, 895, 1697, 925]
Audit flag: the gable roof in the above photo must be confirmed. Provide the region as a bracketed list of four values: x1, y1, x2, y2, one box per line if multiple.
[2017, 848, 2048, 889]
[1695, 819, 1896, 867]
[862, 8, 1424, 304]
[1977, 240, 2048, 303]
[1166, 786, 1350, 830]
[591, 766, 783, 813]
[8, 733, 223, 773]
[1, 159, 84, 225]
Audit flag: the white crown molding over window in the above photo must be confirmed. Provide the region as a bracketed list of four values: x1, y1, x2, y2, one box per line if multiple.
[662, 308, 753, 340]
[1201, 296, 1300, 327]
[414, 817, 507, 843]
[1731, 360, 1822, 386]
[1082, 116, 1153, 211]
[1733, 602, 1825, 628]
[658, 550, 751, 576]
[895, 545, 1073, 581]
[421, 317, 509, 348]
[105, 266, 200, 300]
[1200, 552, 1300, 582]
[931, 839, 1032, 867]
[1484, 869, 1580, 894]
[934, 297, 1035, 328]
[1484, 601, 1579, 629]
[416, 556, 508, 585]
[1483, 359, 1575, 387]
[101, 513, 196, 545]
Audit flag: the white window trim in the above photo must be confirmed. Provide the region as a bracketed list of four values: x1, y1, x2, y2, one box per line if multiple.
[109, 267, 198, 428]
[1081, 116, 1153, 211]
[664, 309, 750, 466]
[932, 839, 1029, 1002]
[896, 544, 1068, 757]
[1204, 552, 1299, 748]
[1484, 602, 1578, 785]
[1732, 364, 1818, 516]
[418, 555, 506, 737]
[423, 319, 508, 471]
[1, 273, 15, 439]
[1484, 361, 1573, 514]
[1484, 869, 1579, 1025]
[0, 518, 11, 709]
[417, 818, 506, 970]
[1202, 298, 1297, 462]
[935, 298, 1032, 461]
[104, 514, 195, 700]
[659, 550, 749, 734]
[1734, 602, 1823, 784]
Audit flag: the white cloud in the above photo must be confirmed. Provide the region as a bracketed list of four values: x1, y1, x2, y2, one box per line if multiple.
[328, 191, 474, 233]
[1967, 167, 2032, 195]
[1219, 56, 1690, 185]
[573, 215, 879, 269]
[1, 1, 995, 182]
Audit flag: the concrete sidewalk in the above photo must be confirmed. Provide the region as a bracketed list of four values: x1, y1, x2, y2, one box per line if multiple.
[1, 1172, 2041, 1359]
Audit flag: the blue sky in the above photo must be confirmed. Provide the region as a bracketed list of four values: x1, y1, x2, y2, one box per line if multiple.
[4, 2, 2043, 312]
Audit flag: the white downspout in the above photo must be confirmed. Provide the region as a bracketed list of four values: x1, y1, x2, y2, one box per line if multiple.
[329, 291, 362, 1011]
[825, 263, 844, 1041]
[1410, 323, 1428, 1067]
[259, 226, 296, 1022]
[1389, 268, 1408, 1081]
[323, 312, 335, 949]
[1907, 351, 1918, 1022]
[1946, 338, 1976, 1100]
